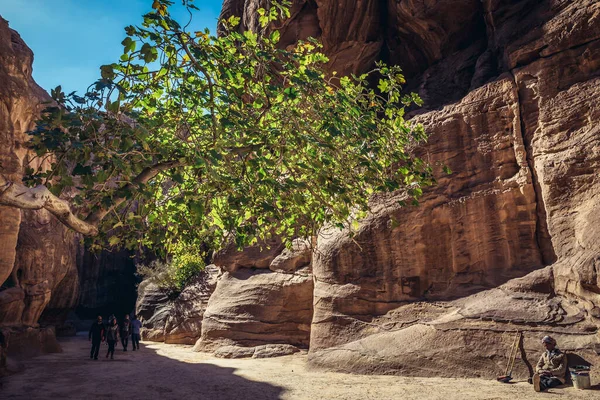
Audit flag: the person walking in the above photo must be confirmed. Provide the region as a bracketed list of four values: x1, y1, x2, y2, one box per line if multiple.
[105, 318, 119, 360]
[120, 314, 132, 351]
[131, 314, 142, 351]
[88, 315, 105, 360]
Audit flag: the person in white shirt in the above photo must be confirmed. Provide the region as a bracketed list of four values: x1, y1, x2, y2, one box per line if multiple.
[131, 314, 142, 351]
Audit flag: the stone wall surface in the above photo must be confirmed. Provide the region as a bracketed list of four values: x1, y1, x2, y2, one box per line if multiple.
[221, 0, 600, 378]
[0, 17, 139, 372]
[193, 240, 313, 357]
[136, 265, 221, 345]
[0, 16, 82, 371]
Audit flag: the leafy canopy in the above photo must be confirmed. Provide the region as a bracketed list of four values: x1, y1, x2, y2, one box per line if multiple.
[25, 0, 433, 257]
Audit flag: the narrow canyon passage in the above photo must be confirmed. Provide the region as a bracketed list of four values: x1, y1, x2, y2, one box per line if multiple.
[2, 334, 598, 400]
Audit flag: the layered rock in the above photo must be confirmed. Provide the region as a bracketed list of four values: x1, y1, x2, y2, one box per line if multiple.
[0, 17, 79, 366]
[300, 0, 600, 379]
[193, 241, 313, 357]
[136, 265, 220, 344]
[220, 0, 383, 76]
[222, 0, 600, 378]
[310, 75, 546, 351]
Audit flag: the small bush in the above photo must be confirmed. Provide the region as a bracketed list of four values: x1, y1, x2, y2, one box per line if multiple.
[137, 254, 204, 293]
[172, 253, 205, 290]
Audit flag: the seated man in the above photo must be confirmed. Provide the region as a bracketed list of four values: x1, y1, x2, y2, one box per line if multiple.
[533, 335, 567, 392]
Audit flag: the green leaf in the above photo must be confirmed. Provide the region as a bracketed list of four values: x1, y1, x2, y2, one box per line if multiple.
[27, 1, 433, 262]
[100, 65, 115, 80]
[121, 37, 136, 53]
[270, 30, 280, 43]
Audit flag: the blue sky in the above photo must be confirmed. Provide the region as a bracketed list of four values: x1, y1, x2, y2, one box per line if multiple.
[0, 0, 223, 94]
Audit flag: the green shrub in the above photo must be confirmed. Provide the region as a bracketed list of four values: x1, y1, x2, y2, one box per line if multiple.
[137, 254, 204, 293]
[172, 254, 205, 290]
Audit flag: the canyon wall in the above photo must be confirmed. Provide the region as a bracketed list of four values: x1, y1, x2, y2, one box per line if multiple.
[0, 18, 139, 372]
[219, 0, 600, 378]
[0, 17, 78, 366]
[1, 0, 599, 381]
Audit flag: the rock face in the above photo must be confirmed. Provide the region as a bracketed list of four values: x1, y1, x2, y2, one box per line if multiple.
[76, 249, 138, 319]
[224, 0, 600, 378]
[137, 241, 314, 356]
[310, 76, 545, 350]
[220, 0, 383, 76]
[192, 242, 313, 356]
[0, 17, 79, 366]
[136, 265, 221, 345]
[0, 17, 139, 372]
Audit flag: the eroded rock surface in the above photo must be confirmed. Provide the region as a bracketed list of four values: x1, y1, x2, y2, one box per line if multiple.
[193, 242, 313, 356]
[0, 17, 79, 367]
[220, 0, 383, 76]
[221, 0, 600, 378]
[136, 265, 221, 344]
[194, 266, 313, 352]
[301, 0, 600, 379]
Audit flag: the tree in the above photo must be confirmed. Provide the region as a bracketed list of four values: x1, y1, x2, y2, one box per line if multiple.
[0, 0, 433, 257]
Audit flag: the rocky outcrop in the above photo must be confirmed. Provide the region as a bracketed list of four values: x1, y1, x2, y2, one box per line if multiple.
[136, 281, 172, 342]
[224, 0, 600, 378]
[136, 241, 314, 356]
[192, 242, 313, 356]
[194, 267, 313, 353]
[136, 265, 221, 344]
[0, 17, 79, 367]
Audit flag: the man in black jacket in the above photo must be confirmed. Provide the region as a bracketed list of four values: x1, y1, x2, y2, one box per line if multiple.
[88, 315, 105, 360]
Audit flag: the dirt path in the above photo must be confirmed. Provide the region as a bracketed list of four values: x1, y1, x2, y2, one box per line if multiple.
[2, 334, 598, 399]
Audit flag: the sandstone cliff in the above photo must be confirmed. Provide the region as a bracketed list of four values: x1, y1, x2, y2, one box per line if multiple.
[219, 0, 600, 378]
[0, 17, 79, 368]
[0, 17, 140, 372]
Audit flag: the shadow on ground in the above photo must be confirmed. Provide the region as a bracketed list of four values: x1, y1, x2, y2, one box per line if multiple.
[1, 333, 284, 400]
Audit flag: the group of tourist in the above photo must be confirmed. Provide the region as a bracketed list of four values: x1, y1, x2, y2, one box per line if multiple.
[88, 314, 142, 360]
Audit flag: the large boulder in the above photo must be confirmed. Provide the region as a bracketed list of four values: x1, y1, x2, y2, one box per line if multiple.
[136, 265, 221, 344]
[193, 242, 313, 356]
[193, 267, 313, 353]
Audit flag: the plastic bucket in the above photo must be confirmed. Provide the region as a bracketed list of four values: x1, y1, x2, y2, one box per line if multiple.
[571, 370, 591, 389]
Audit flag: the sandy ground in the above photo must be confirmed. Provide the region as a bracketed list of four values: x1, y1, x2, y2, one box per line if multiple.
[2, 334, 599, 400]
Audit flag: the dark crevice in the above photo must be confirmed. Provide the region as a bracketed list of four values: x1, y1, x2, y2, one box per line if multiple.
[509, 70, 558, 266]
[377, 0, 391, 66]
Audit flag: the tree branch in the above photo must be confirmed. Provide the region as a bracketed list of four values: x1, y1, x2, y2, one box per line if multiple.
[84, 160, 182, 226]
[0, 174, 99, 236]
[0, 160, 182, 237]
